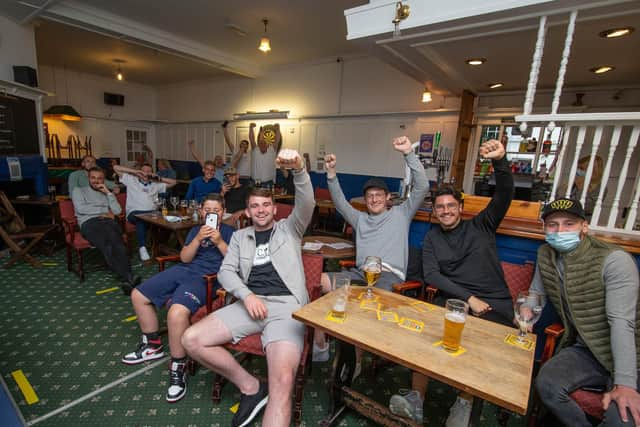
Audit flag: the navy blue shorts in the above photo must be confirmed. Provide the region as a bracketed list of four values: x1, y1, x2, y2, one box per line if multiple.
[137, 264, 218, 314]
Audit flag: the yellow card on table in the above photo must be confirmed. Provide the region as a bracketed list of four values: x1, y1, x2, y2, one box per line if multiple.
[357, 291, 379, 302]
[326, 311, 346, 324]
[377, 310, 399, 323]
[230, 402, 239, 414]
[398, 317, 424, 333]
[504, 333, 534, 351]
[432, 341, 467, 356]
[360, 300, 381, 312]
[410, 301, 434, 313]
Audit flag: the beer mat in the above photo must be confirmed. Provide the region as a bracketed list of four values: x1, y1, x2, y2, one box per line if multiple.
[326, 311, 346, 324]
[360, 300, 381, 311]
[398, 317, 424, 333]
[377, 310, 399, 322]
[230, 402, 239, 414]
[432, 341, 467, 356]
[504, 333, 534, 351]
[357, 291, 380, 302]
[409, 301, 435, 313]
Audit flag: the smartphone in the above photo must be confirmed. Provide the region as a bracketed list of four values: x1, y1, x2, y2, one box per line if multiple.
[205, 212, 219, 229]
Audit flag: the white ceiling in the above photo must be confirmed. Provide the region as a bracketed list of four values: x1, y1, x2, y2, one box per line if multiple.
[0, 0, 638, 94]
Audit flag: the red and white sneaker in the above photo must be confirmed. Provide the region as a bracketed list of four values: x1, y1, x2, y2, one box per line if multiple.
[121, 336, 164, 365]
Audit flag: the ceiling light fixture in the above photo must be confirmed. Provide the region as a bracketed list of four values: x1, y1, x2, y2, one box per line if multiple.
[590, 65, 615, 74]
[466, 58, 486, 66]
[113, 59, 126, 81]
[488, 82, 504, 89]
[43, 65, 81, 121]
[421, 89, 432, 103]
[599, 27, 634, 38]
[258, 19, 271, 53]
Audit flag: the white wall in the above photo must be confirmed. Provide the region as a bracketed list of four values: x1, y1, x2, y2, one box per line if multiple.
[0, 15, 38, 83]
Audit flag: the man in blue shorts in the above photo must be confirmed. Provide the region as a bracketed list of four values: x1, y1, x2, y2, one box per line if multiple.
[121, 194, 233, 403]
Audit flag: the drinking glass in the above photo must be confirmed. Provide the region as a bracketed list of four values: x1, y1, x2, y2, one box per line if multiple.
[180, 199, 188, 216]
[47, 185, 56, 200]
[362, 256, 382, 300]
[442, 299, 469, 352]
[514, 291, 544, 343]
[333, 273, 351, 298]
[169, 196, 179, 213]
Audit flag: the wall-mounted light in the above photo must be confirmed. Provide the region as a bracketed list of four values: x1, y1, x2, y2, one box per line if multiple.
[233, 110, 289, 120]
[421, 89, 432, 103]
[392, 2, 410, 37]
[258, 19, 271, 53]
[113, 59, 126, 81]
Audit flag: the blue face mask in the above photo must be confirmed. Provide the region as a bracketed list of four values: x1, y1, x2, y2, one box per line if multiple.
[576, 169, 586, 177]
[545, 231, 581, 252]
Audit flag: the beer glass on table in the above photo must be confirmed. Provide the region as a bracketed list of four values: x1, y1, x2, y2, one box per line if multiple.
[442, 299, 469, 352]
[362, 256, 381, 300]
[180, 199, 188, 216]
[514, 291, 544, 343]
[331, 273, 351, 319]
[169, 196, 179, 214]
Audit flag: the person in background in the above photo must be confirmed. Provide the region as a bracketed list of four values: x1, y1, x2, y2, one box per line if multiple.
[220, 166, 250, 225]
[122, 194, 233, 403]
[156, 158, 176, 200]
[188, 140, 226, 184]
[185, 160, 221, 202]
[182, 149, 314, 427]
[68, 155, 119, 194]
[533, 198, 640, 427]
[134, 144, 154, 169]
[250, 122, 282, 188]
[71, 167, 139, 294]
[114, 163, 177, 261]
[222, 121, 252, 186]
[572, 155, 605, 218]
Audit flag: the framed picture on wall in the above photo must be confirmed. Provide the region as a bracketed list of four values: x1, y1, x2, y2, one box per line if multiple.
[419, 133, 434, 154]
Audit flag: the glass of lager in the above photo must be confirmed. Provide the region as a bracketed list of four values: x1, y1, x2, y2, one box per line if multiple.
[362, 256, 382, 299]
[442, 299, 468, 352]
[331, 273, 351, 319]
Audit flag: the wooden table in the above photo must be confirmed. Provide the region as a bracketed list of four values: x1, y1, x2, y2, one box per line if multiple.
[135, 213, 199, 257]
[11, 195, 60, 225]
[293, 288, 536, 426]
[302, 235, 355, 260]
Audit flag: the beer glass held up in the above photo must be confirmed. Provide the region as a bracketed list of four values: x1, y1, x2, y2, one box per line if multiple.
[362, 256, 382, 300]
[442, 299, 469, 352]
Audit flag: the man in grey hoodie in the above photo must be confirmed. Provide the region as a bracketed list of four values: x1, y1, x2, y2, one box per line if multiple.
[182, 149, 314, 427]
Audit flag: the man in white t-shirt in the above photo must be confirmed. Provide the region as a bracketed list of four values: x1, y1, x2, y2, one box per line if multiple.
[249, 122, 282, 188]
[114, 164, 177, 261]
[222, 121, 252, 186]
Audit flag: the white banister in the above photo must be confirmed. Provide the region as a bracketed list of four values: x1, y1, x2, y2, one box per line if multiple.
[565, 126, 587, 198]
[608, 126, 640, 228]
[519, 15, 547, 134]
[591, 125, 622, 225]
[548, 10, 577, 132]
[549, 126, 571, 201]
[625, 170, 640, 231]
[580, 125, 603, 208]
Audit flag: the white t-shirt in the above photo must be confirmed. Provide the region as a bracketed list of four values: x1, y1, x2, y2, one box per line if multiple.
[252, 145, 276, 182]
[121, 173, 167, 216]
[236, 150, 251, 177]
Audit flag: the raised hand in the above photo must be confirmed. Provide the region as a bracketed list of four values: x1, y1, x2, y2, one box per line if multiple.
[324, 154, 337, 178]
[392, 136, 413, 154]
[249, 123, 256, 129]
[479, 139, 506, 160]
[276, 148, 303, 170]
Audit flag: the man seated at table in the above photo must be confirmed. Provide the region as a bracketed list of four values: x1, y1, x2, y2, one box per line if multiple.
[188, 140, 226, 184]
[317, 136, 428, 362]
[71, 166, 139, 294]
[113, 163, 177, 261]
[181, 149, 314, 427]
[220, 166, 250, 225]
[185, 159, 221, 202]
[122, 194, 233, 403]
[397, 138, 514, 426]
[533, 198, 640, 427]
[250, 122, 282, 188]
[68, 155, 119, 194]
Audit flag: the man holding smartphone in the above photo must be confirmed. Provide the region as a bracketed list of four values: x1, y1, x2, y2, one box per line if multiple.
[122, 194, 233, 403]
[182, 149, 314, 427]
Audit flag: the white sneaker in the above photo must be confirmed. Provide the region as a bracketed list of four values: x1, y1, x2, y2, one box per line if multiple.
[139, 246, 150, 261]
[312, 342, 330, 362]
[445, 396, 472, 427]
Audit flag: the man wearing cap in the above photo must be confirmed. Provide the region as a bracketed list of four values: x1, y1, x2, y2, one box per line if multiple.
[220, 166, 250, 224]
[534, 198, 640, 427]
[323, 136, 428, 292]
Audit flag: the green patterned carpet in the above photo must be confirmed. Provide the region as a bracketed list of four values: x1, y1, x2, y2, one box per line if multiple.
[0, 250, 527, 426]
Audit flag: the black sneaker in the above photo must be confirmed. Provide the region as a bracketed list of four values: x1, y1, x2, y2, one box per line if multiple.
[121, 335, 164, 365]
[121, 275, 141, 296]
[232, 381, 269, 427]
[166, 360, 187, 403]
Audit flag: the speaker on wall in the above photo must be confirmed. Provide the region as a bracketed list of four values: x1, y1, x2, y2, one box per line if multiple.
[104, 92, 125, 106]
[13, 66, 38, 87]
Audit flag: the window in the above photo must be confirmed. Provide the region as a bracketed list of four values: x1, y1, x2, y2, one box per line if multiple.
[126, 129, 147, 163]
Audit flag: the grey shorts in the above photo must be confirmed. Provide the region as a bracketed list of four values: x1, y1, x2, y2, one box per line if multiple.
[215, 294, 305, 352]
[327, 268, 401, 291]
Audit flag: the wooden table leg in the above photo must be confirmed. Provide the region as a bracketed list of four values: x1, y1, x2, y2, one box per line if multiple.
[321, 340, 356, 426]
[468, 397, 484, 427]
[150, 225, 160, 258]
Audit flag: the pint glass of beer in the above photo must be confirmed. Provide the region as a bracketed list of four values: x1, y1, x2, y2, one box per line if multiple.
[442, 299, 469, 352]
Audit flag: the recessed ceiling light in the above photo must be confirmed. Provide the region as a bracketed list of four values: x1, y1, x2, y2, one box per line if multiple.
[599, 27, 634, 38]
[466, 58, 486, 66]
[488, 82, 503, 89]
[590, 65, 615, 74]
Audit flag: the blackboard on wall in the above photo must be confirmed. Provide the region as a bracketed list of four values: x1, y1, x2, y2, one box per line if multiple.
[0, 93, 39, 156]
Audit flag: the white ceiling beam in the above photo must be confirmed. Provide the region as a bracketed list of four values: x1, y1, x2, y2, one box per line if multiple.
[40, 0, 259, 78]
[19, 0, 60, 24]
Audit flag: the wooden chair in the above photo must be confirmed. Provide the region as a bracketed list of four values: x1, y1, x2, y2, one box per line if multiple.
[274, 202, 294, 221]
[115, 193, 136, 245]
[0, 191, 56, 268]
[210, 253, 324, 426]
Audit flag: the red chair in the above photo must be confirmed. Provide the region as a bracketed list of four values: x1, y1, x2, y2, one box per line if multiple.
[274, 202, 294, 221]
[210, 253, 324, 426]
[314, 187, 335, 231]
[116, 193, 136, 240]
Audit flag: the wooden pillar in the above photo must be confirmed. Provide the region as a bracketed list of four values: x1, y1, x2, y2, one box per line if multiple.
[450, 89, 476, 187]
